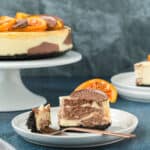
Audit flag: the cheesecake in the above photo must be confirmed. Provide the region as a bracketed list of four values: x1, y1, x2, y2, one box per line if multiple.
[0, 12, 73, 59]
[58, 89, 111, 130]
[26, 104, 51, 132]
[0, 27, 72, 57]
[134, 61, 150, 86]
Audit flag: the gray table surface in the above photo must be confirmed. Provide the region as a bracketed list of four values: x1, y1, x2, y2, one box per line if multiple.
[0, 76, 149, 150]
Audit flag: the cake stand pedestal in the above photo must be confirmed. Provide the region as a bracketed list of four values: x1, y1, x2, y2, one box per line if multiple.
[0, 51, 81, 112]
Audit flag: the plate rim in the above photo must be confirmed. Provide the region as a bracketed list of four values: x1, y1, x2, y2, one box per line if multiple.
[24, 137, 123, 148]
[11, 107, 138, 139]
[111, 72, 150, 91]
[0, 138, 15, 150]
[0, 51, 82, 69]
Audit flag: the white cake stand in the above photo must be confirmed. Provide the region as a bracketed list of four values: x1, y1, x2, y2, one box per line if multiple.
[0, 51, 81, 112]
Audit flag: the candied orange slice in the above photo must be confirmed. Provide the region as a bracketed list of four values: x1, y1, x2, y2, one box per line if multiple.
[15, 12, 30, 20]
[0, 16, 16, 31]
[74, 78, 118, 103]
[147, 55, 150, 61]
[52, 16, 64, 30]
[40, 15, 57, 29]
[16, 16, 47, 31]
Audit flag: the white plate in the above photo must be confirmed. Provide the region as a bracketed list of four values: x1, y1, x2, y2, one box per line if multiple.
[0, 51, 82, 69]
[111, 72, 150, 102]
[0, 50, 82, 112]
[11, 107, 138, 148]
[0, 139, 15, 150]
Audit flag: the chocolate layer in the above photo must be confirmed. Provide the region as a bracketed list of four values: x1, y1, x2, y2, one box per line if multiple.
[80, 112, 107, 127]
[71, 89, 108, 102]
[62, 106, 102, 119]
[28, 42, 59, 55]
[62, 97, 103, 106]
[136, 78, 143, 86]
[63, 30, 72, 45]
[26, 111, 38, 132]
[0, 50, 69, 60]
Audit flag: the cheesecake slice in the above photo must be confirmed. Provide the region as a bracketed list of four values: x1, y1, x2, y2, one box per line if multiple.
[134, 61, 150, 86]
[58, 89, 111, 130]
[26, 104, 51, 132]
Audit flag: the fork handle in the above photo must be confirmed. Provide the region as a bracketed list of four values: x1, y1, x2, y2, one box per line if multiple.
[63, 127, 136, 139]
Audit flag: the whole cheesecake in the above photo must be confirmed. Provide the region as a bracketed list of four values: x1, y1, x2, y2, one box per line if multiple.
[0, 26, 72, 57]
[0, 12, 73, 59]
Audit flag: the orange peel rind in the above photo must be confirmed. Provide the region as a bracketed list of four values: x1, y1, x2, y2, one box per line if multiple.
[0, 16, 16, 31]
[74, 78, 118, 103]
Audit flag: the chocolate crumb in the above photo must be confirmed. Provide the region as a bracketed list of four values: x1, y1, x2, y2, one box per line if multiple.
[26, 111, 37, 132]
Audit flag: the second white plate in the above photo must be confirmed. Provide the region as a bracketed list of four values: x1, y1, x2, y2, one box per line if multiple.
[111, 72, 150, 102]
[12, 107, 138, 148]
[0, 139, 15, 150]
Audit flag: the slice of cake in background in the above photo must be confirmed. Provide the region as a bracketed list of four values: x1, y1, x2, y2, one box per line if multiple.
[26, 104, 51, 132]
[134, 55, 150, 86]
[58, 89, 111, 130]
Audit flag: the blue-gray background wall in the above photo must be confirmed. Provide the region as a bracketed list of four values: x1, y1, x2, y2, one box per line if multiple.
[0, 0, 149, 77]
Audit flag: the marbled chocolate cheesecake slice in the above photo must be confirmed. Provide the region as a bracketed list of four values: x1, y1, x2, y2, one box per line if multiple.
[26, 104, 51, 132]
[58, 89, 111, 130]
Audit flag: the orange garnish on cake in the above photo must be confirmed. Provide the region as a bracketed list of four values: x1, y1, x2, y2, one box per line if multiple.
[0, 16, 16, 31]
[74, 78, 118, 103]
[13, 16, 47, 32]
[25, 16, 47, 31]
[147, 55, 150, 61]
[1, 12, 64, 32]
[15, 12, 30, 20]
[52, 17, 64, 30]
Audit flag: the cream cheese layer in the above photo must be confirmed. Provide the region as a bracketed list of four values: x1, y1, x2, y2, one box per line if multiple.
[134, 61, 150, 85]
[0, 26, 72, 55]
